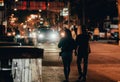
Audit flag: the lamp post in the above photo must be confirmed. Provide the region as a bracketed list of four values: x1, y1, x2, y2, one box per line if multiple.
[67, 1, 70, 28]
[117, 0, 120, 45]
[82, 0, 85, 25]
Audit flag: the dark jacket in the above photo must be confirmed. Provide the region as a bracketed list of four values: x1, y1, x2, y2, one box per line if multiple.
[58, 37, 76, 52]
[76, 33, 90, 56]
[58, 28, 76, 52]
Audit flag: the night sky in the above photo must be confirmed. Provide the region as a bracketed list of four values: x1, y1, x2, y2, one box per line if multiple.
[70, 0, 118, 21]
[9, 0, 118, 27]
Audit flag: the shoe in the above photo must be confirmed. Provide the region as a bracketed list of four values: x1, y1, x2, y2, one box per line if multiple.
[78, 76, 82, 80]
[75, 76, 82, 82]
[81, 77, 86, 82]
[76, 79, 80, 82]
[63, 80, 69, 82]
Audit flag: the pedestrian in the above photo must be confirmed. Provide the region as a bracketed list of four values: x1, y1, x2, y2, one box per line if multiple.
[75, 25, 91, 82]
[14, 27, 20, 35]
[58, 28, 76, 82]
[93, 27, 100, 41]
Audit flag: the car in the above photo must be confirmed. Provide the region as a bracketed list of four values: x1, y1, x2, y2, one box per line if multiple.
[14, 33, 35, 46]
[111, 32, 118, 40]
[36, 27, 60, 43]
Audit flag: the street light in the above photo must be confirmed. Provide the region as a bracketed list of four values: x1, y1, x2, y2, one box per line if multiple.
[15, 0, 19, 2]
[14, 8, 17, 11]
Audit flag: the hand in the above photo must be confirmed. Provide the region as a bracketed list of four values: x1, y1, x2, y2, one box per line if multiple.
[88, 48, 91, 54]
[74, 51, 77, 56]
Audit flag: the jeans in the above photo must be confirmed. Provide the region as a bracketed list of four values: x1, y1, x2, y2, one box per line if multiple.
[61, 52, 72, 80]
[77, 54, 88, 78]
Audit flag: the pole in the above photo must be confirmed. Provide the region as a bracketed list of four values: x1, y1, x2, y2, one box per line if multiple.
[82, 0, 85, 25]
[68, 1, 70, 28]
[117, 0, 120, 46]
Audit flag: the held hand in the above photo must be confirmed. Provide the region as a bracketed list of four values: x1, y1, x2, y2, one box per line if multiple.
[88, 47, 91, 54]
[75, 52, 77, 56]
[73, 50, 77, 56]
[74, 51, 77, 56]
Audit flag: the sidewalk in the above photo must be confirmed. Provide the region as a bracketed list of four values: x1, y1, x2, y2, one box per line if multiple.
[42, 42, 120, 82]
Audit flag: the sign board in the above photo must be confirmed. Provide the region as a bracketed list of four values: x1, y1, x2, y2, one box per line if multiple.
[60, 8, 68, 16]
[0, 0, 4, 6]
[110, 24, 118, 28]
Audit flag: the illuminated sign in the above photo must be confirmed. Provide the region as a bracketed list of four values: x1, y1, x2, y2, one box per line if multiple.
[60, 8, 69, 16]
[11, 1, 64, 11]
[0, 0, 4, 6]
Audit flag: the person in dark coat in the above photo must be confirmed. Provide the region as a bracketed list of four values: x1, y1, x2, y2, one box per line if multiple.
[75, 25, 91, 82]
[58, 28, 76, 82]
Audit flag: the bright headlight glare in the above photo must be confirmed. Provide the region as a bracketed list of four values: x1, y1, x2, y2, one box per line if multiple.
[30, 32, 36, 38]
[38, 34, 44, 38]
[12, 32, 16, 35]
[7, 33, 12, 36]
[51, 33, 57, 39]
[16, 35, 21, 38]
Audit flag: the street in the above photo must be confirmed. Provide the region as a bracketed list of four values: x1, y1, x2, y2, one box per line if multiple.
[3, 41, 120, 82]
[42, 41, 120, 82]
[0, 0, 120, 82]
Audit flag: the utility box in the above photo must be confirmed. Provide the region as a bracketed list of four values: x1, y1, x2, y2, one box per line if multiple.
[0, 42, 44, 82]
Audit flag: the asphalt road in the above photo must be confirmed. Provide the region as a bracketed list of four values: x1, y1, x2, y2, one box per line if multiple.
[42, 41, 120, 82]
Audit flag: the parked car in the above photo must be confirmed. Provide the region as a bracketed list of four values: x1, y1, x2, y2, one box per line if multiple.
[15, 34, 34, 46]
[111, 32, 118, 40]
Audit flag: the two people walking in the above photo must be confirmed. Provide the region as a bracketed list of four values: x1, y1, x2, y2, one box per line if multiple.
[58, 25, 91, 82]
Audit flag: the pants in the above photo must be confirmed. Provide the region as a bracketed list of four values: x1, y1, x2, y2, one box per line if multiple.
[61, 52, 72, 80]
[77, 54, 88, 77]
[93, 35, 99, 41]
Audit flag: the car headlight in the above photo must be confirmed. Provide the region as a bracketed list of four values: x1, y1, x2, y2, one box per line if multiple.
[50, 33, 57, 39]
[12, 32, 16, 36]
[7, 32, 12, 36]
[29, 32, 37, 38]
[15, 34, 21, 38]
[38, 34, 44, 39]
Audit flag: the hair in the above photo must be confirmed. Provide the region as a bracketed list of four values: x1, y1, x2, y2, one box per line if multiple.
[64, 28, 72, 38]
[81, 25, 87, 34]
